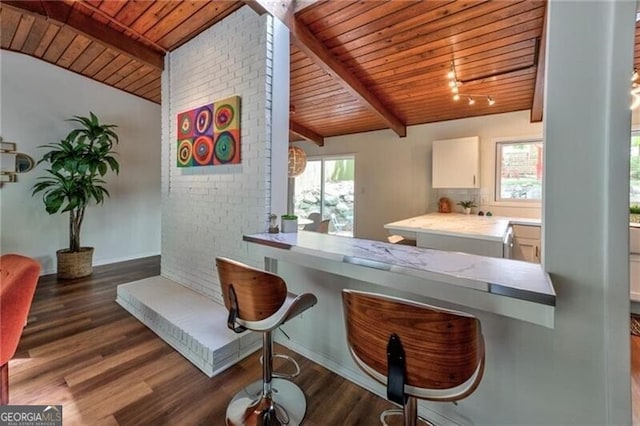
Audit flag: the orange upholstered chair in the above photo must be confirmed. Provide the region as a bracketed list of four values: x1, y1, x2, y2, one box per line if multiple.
[0, 254, 40, 405]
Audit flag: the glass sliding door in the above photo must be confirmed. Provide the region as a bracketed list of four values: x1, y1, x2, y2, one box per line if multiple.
[293, 156, 355, 236]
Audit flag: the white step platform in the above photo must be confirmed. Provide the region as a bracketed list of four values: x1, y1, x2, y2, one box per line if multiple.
[116, 276, 261, 377]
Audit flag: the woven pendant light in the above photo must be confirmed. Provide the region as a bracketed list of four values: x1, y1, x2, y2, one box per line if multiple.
[288, 146, 307, 177]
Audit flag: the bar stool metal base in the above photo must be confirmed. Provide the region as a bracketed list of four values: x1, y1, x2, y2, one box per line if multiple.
[380, 409, 434, 426]
[226, 378, 306, 426]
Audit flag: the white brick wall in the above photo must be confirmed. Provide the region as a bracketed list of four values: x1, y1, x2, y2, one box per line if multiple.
[161, 7, 274, 302]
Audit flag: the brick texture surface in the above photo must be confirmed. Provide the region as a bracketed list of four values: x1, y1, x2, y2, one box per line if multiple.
[161, 8, 273, 302]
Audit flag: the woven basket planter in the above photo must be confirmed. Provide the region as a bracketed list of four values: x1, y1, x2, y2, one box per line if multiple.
[57, 247, 94, 279]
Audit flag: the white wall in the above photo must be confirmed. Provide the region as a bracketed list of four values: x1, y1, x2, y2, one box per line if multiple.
[161, 7, 281, 302]
[272, 4, 635, 424]
[0, 51, 161, 274]
[543, 1, 633, 424]
[297, 110, 542, 241]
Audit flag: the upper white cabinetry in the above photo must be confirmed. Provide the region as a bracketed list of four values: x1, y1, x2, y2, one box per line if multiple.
[432, 136, 480, 188]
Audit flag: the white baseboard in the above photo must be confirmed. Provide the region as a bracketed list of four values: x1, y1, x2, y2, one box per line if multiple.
[39, 251, 160, 276]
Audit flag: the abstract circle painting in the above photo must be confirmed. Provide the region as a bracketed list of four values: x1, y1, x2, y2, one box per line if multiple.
[178, 114, 193, 137]
[193, 136, 213, 165]
[177, 97, 240, 167]
[215, 104, 235, 131]
[195, 106, 212, 135]
[214, 132, 236, 163]
[178, 139, 193, 166]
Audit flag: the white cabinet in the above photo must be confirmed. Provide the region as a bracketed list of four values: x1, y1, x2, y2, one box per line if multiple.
[432, 136, 480, 188]
[512, 225, 541, 263]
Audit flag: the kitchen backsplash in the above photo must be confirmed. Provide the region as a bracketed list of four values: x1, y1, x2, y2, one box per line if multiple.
[432, 188, 541, 219]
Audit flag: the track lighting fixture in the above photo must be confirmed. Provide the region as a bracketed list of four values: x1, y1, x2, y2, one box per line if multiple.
[446, 60, 495, 106]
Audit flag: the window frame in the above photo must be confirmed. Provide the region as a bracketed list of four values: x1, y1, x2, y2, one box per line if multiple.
[492, 136, 544, 207]
[293, 153, 356, 236]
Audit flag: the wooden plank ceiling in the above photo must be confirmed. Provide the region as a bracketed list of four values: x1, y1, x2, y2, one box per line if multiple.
[0, 1, 574, 143]
[0, 0, 243, 104]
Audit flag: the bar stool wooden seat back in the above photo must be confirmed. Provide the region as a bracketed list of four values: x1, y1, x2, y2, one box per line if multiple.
[342, 289, 485, 426]
[216, 257, 317, 426]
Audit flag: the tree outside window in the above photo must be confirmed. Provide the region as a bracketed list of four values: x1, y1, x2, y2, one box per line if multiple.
[293, 156, 355, 236]
[496, 140, 543, 202]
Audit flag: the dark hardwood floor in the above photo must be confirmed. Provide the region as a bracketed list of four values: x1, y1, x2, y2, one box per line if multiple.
[9, 256, 394, 425]
[17, 256, 640, 425]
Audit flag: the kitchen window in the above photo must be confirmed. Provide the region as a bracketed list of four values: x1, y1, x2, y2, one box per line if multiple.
[495, 139, 544, 202]
[293, 156, 354, 236]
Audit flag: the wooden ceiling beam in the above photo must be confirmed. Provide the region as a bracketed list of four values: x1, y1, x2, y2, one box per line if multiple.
[245, 0, 407, 138]
[290, 119, 324, 146]
[2, 1, 164, 70]
[530, 6, 547, 123]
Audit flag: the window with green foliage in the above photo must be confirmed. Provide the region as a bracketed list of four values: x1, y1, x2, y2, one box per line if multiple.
[293, 156, 355, 236]
[495, 140, 544, 202]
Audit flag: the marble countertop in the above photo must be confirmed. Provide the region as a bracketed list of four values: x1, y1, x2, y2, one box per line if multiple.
[244, 231, 555, 306]
[384, 212, 541, 241]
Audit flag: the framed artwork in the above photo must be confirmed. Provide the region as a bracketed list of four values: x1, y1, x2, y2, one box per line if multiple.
[176, 95, 241, 167]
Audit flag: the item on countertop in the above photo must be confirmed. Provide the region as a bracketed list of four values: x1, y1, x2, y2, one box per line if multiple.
[486, 211, 493, 216]
[456, 200, 477, 215]
[438, 197, 452, 213]
[281, 214, 299, 233]
[478, 211, 484, 216]
[268, 213, 279, 233]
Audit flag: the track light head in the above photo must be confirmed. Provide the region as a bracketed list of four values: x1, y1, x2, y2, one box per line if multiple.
[447, 59, 493, 106]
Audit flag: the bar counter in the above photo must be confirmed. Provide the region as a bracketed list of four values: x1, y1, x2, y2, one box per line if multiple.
[244, 231, 555, 328]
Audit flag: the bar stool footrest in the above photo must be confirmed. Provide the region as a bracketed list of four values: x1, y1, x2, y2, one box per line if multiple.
[260, 353, 301, 379]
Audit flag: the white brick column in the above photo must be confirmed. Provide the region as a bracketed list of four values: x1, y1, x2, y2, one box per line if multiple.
[160, 7, 276, 302]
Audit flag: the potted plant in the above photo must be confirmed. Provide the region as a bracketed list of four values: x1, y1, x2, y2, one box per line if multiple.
[456, 200, 477, 215]
[281, 214, 298, 233]
[32, 113, 120, 279]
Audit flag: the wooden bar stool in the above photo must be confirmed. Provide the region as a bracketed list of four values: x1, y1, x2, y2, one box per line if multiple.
[342, 290, 485, 426]
[216, 257, 317, 426]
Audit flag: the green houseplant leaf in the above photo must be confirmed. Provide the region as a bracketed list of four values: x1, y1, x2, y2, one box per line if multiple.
[31, 113, 120, 252]
[456, 200, 477, 209]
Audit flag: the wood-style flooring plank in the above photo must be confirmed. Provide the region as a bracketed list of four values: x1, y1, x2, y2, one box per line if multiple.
[8, 255, 403, 425]
[13, 255, 639, 424]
